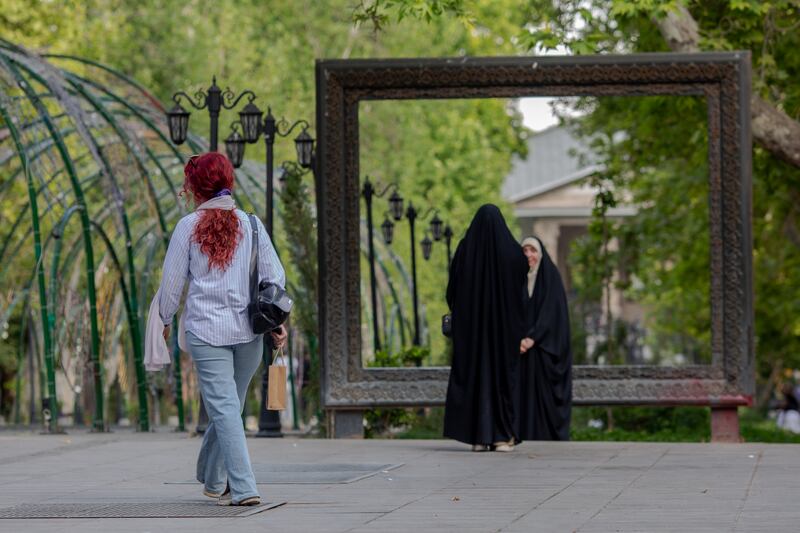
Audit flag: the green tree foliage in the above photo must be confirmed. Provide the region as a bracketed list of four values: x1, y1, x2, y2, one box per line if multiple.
[276, 163, 319, 416]
[566, 94, 712, 365]
[353, 0, 474, 32]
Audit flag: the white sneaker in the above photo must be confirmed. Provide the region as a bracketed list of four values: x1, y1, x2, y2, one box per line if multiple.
[218, 486, 261, 507]
[235, 496, 261, 506]
[471, 444, 490, 452]
[203, 488, 223, 499]
[219, 493, 261, 506]
[217, 488, 232, 506]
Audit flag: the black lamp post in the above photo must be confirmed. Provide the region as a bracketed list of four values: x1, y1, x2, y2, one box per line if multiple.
[168, 76, 256, 151]
[362, 179, 403, 353]
[404, 203, 422, 346]
[362, 178, 380, 353]
[403, 206, 442, 346]
[233, 104, 314, 439]
[443, 225, 454, 268]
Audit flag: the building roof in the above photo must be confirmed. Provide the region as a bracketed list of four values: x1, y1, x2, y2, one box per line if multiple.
[502, 125, 600, 203]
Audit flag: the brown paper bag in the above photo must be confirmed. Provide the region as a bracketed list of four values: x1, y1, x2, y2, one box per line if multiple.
[267, 348, 287, 410]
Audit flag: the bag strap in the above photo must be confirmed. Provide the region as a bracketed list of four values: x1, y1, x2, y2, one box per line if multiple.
[247, 214, 260, 303]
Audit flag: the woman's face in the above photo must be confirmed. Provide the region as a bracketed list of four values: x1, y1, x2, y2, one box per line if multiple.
[523, 245, 540, 269]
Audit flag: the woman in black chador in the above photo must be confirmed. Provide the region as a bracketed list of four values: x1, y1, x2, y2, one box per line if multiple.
[444, 205, 528, 452]
[518, 237, 572, 441]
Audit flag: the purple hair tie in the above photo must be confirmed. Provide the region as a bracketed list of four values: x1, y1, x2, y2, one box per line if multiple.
[213, 188, 232, 198]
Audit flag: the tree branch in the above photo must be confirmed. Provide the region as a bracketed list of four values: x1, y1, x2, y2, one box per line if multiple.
[656, 5, 700, 53]
[656, 5, 800, 168]
[750, 96, 800, 168]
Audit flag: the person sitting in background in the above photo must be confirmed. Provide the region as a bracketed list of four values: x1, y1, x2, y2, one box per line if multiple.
[776, 382, 800, 434]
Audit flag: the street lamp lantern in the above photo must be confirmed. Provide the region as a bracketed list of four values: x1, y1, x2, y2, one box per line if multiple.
[389, 190, 404, 221]
[381, 216, 395, 245]
[295, 128, 315, 168]
[430, 213, 443, 241]
[166, 102, 190, 145]
[239, 101, 263, 143]
[169, 76, 258, 151]
[224, 125, 246, 168]
[421, 234, 433, 260]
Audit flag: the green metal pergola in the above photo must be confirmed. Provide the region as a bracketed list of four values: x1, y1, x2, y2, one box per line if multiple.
[0, 41, 271, 433]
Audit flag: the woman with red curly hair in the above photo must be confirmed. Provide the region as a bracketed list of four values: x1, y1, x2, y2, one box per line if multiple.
[157, 152, 286, 506]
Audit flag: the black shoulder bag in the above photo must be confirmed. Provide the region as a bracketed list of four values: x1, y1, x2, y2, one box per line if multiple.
[247, 214, 293, 334]
[442, 313, 452, 337]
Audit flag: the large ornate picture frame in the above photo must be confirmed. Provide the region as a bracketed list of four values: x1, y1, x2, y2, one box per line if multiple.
[314, 52, 753, 439]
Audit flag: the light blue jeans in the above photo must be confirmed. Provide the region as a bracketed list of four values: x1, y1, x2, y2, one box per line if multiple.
[186, 330, 263, 502]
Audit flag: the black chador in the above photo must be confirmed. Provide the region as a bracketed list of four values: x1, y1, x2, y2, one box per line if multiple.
[519, 237, 572, 441]
[443, 205, 528, 446]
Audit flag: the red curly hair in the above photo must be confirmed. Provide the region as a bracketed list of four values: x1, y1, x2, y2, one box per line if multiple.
[182, 152, 241, 271]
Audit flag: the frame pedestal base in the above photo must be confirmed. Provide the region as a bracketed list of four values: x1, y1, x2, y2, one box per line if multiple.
[711, 406, 740, 443]
[328, 410, 364, 439]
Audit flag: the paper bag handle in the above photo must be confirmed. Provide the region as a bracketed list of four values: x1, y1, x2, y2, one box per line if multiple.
[271, 345, 284, 365]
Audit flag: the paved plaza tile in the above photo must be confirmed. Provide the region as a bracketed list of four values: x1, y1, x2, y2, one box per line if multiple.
[0, 431, 797, 532]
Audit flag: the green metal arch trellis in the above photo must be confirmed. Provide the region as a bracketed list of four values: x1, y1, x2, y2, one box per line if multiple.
[0, 42, 273, 432]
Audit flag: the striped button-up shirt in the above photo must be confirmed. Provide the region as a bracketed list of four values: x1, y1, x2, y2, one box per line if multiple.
[158, 209, 286, 346]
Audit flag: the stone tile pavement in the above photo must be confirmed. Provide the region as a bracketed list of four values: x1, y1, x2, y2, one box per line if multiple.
[0, 430, 797, 532]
